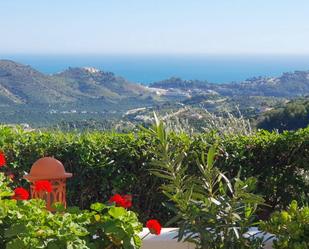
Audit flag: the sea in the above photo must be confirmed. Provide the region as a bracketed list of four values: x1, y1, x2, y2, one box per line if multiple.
[2, 54, 309, 84]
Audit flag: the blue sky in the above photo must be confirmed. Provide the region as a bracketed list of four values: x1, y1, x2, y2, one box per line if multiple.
[0, 0, 309, 54]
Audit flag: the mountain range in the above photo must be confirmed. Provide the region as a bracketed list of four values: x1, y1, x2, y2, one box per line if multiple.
[0, 60, 155, 109]
[150, 71, 309, 98]
[1, 59, 309, 128]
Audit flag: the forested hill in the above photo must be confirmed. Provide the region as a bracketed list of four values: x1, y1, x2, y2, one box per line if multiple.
[1, 59, 309, 128]
[2, 59, 309, 109]
[0, 60, 154, 109]
[256, 97, 309, 131]
[150, 71, 309, 98]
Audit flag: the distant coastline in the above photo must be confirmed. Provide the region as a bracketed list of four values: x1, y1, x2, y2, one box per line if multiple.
[1, 54, 309, 84]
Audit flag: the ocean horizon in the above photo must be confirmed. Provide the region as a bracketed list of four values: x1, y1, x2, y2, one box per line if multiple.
[1, 54, 309, 84]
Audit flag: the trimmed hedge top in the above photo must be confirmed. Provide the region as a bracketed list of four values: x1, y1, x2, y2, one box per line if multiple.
[1, 126, 308, 223]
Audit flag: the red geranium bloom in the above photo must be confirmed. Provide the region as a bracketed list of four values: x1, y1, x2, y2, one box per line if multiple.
[12, 187, 29, 200]
[146, 219, 162, 235]
[122, 194, 132, 208]
[109, 194, 132, 208]
[34, 180, 52, 193]
[0, 152, 6, 167]
[109, 194, 123, 205]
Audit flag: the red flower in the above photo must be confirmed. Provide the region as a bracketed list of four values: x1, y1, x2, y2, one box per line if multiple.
[122, 194, 132, 208]
[34, 180, 52, 193]
[146, 219, 162, 235]
[12, 187, 29, 200]
[109, 194, 132, 208]
[0, 152, 6, 167]
[109, 194, 123, 205]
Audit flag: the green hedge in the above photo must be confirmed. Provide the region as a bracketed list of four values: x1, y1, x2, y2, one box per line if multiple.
[0, 126, 308, 223]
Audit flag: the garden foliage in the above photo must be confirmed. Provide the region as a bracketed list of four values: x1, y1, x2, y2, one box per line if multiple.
[0, 173, 143, 249]
[261, 200, 309, 249]
[0, 125, 308, 223]
[145, 114, 265, 249]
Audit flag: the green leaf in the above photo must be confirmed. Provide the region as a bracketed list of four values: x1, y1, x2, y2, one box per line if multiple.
[104, 222, 127, 238]
[133, 235, 142, 248]
[123, 237, 135, 249]
[154, 112, 160, 128]
[165, 213, 182, 227]
[207, 145, 216, 167]
[46, 242, 62, 249]
[5, 224, 26, 238]
[151, 171, 173, 180]
[209, 197, 221, 206]
[90, 202, 106, 212]
[52, 202, 65, 212]
[219, 173, 233, 194]
[0, 190, 13, 198]
[6, 238, 26, 249]
[108, 206, 126, 218]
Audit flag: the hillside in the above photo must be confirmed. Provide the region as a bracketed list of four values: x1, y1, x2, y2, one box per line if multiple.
[0, 60, 155, 109]
[150, 71, 309, 98]
[1, 59, 309, 129]
[55, 67, 150, 100]
[148, 72, 309, 123]
[256, 97, 309, 131]
[0, 60, 76, 105]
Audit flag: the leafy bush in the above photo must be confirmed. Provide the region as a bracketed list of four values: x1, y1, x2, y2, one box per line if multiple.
[0, 126, 171, 224]
[145, 115, 265, 249]
[212, 129, 309, 218]
[260, 200, 309, 249]
[0, 125, 308, 223]
[0, 172, 143, 249]
[257, 97, 309, 132]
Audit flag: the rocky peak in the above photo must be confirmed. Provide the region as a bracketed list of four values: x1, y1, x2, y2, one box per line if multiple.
[56, 67, 115, 79]
[83, 67, 100, 74]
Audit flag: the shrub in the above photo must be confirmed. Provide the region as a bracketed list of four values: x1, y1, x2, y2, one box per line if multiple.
[0, 125, 308, 223]
[145, 115, 265, 249]
[260, 200, 309, 249]
[212, 129, 309, 218]
[0, 172, 143, 249]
